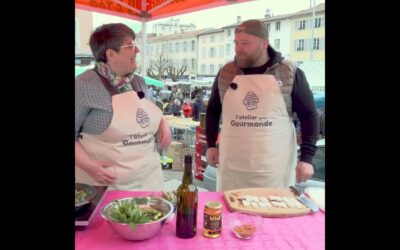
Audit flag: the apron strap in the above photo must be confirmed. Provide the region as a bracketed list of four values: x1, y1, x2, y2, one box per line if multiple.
[94, 69, 145, 99]
[94, 70, 118, 96]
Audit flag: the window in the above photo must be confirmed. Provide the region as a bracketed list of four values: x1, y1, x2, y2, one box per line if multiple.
[275, 21, 280, 31]
[175, 42, 180, 53]
[297, 20, 306, 30]
[201, 64, 206, 74]
[202, 37, 207, 43]
[315, 18, 321, 28]
[296, 39, 304, 51]
[219, 45, 224, 57]
[168, 43, 173, 53]
[219, 34, 224, 42]
[266, 23, 271, 32]
[183, 41, 187, 52]
[274, 39, 280, 50]
[226, 44, 231, 56]
[210, 64, 215, 74]
[191, 40, 195, 51]
[162, 26, 165, 31]
[227, 29, 231, 36]
[210, 35, 215, 42]
[202, 47, 206, 58]
[191, 58, 196, 70]
[209, 47, 215, 57]
[313, 38, 320, 50]
[183, 59, 188, 68]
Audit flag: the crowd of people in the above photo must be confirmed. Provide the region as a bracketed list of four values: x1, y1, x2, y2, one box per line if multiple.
[150, 85, 208, 121]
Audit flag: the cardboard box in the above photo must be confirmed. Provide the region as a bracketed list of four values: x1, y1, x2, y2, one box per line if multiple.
[170, 143, 195, 171]
[165, 141, 184, 159]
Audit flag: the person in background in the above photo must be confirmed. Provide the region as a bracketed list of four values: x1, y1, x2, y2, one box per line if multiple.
[205, 19, 319, 191]
[191, 86, 199, 100]
[147, 85, 156, 103]
[171, 98, 182, 117]
[182, 99, 192, 118]
[75, 23, 171, 191]
[192, 94, 204, 121]
[175, 88, 183, 103]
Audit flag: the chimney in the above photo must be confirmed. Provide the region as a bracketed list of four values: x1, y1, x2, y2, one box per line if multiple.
[265, 9, 271, 18]
[237, 16, 241, 23]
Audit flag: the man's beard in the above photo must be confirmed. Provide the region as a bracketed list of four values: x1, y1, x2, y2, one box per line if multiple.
[236, 55, 255, 68]
[235, 45, 265, 68]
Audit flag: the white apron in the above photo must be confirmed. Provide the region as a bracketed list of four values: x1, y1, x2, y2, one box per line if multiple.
[217, 74, 297, 191]
[75, 90, 164, 191]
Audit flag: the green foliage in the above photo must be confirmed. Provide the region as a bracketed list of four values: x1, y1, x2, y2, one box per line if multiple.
[109, 199, 165, 231]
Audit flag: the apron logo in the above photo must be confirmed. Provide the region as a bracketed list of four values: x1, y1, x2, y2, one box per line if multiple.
[243, 91, 259, 110]
[136, 108, 150, 128]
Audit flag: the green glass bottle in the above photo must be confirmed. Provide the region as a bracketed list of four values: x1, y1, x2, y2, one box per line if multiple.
[176, 154, 198, 238]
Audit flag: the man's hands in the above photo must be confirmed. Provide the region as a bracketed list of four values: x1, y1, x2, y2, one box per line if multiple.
[206, 147, 219, 166]
[158, 117, 171, 148]
[296, 161, 314, 183]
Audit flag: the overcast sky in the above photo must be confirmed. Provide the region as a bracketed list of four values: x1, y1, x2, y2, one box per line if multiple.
[91, 0, 325, 32]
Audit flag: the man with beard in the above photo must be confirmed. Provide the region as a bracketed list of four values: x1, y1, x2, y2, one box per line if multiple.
[205, 19, 319, 191]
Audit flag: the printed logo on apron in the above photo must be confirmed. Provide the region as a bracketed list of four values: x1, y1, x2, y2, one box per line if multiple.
[243, 91, 259, 110]
[136, 108, 150, 128]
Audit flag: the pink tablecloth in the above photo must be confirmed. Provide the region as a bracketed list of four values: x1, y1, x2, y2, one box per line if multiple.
[75, 191, 325, 250]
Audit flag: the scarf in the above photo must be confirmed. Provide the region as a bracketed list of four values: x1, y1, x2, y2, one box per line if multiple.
[94, 61, 134, 93]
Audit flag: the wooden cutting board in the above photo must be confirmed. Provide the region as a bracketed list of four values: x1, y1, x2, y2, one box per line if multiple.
[224, 188, 311, 217]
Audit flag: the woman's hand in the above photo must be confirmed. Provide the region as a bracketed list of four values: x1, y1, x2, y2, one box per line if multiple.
[75, 142, 117, 184]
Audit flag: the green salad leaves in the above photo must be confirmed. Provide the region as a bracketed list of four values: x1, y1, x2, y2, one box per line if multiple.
[109, 199, 165, 230]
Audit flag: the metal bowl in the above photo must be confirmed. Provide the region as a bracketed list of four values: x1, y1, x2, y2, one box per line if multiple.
[75, 183, 97, 210]
[101, 196, 174, 241]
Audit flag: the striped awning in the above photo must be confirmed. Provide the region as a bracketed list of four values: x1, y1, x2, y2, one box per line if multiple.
[298, 61, 325, 87]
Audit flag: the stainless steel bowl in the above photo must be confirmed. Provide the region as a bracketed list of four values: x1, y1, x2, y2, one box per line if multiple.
[101, 196, 174, 241]
[75, 183, 97, 210]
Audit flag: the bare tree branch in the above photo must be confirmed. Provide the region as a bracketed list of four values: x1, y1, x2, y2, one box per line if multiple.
[146, 54, 168, 80]
[166, 64, 188, 82]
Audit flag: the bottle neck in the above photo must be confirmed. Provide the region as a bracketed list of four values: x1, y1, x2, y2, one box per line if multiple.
[182, 162, 193, 184]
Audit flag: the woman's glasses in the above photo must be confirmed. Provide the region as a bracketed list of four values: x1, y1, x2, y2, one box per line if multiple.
[119, 41, 136, 49]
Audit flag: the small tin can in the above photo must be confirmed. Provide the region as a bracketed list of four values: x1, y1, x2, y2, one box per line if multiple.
[203, 201, 222, 238]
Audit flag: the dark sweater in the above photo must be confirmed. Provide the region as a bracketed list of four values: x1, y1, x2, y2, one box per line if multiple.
[205, 47, 319, 164]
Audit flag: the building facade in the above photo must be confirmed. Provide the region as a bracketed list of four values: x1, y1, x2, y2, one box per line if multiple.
[290, 3, 325, 64]
[152, 18, 196, 37]
[75, 9, 93, 55]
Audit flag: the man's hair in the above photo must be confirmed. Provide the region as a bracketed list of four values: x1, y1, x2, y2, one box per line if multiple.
[89, 23, 135, 63]
[235, 19, 269, 39]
